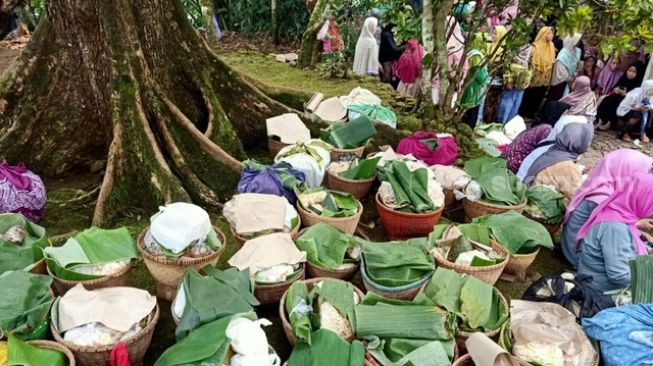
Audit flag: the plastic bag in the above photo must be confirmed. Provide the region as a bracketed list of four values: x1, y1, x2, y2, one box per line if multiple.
[150, 203, 211, 254]
[226, 317, 273, 355]
[238, 163, 305, 205]
[275, 141, 331, 188]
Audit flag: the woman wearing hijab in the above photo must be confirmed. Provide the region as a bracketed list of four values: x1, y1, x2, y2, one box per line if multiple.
[432, 17, 466, 105]
[316, 14, 343, 54]
[562, 149, 653, 267]
[582, 49, 602, 90]
[547, 33, 583, 101]
[502, 124, 552, 173]
[596, 61, 646, 130]
[616, 79, 653, 142]
[395, 39, 424, 97]
[497, 45, 532, 124]
[576, 172, 653, 292]
[596, 57, 623, 96]
[519, 27, 556, 118]
[353, 17, 380, 76]
[536, 76, 597, 125]
[524, 123, 593, 201]
[379, 23, 404, 86]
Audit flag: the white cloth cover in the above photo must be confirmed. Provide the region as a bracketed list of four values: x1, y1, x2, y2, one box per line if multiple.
[265, 113, 311, 144]
[503, 115, 527, 140]
[150, 202, 211, 254]
[313, 97, 347, 123]
[275, 140, 331, 188]
[339, 87, 382, 107]
[227, 233, 306, 275]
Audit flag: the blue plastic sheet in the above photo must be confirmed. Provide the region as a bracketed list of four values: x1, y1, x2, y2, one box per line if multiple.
[237, 162, 305, 205]
[583, 304, 653, 366]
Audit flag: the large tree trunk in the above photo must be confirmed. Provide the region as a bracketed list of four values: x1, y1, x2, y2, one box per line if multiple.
[0, 0, 298, 225]
[297, 0, 326, 68]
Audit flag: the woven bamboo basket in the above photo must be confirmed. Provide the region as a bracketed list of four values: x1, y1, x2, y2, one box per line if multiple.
[230, 218, 302, 247]
[455, 289, 509, 352]
[279, 277, 366, 345]
[254, 265, 306, 305]
[268, 137, 291, 157]
[137, 226, 227, 301]
[296, 227, 369, 281]
[361, 258, 432, 300]
[28, 258, 47, 275]
[47, 262, 132, 296]
[375, 192, 445, 240]
[297, 200, 363, 235]
[434, 240, 509, 285]
[51, 304, 159, 366]
[327, 168, 376, 199]
[463, 198, 527, 221]
[523, 212, 562, 236]
[27, 340, 76, 366]
[453, 354, 533, 366]
[330, 146, 366, 161]
[443, 187, 461, 211]
[504, 247, 540, 276]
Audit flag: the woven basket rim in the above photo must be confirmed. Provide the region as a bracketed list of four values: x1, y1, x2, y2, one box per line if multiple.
[137, 226, 227, 266]
[327, 166, 377, 184]
[360, 257, 433, 293]
[297, 198, 363, 223]
[26, 340, 75, 365]
[434, 240, 510, 274]
[47, 261, 132, 286]
[254, 264, 305, 289]
[463, 197, 528, 210]
[51, 303, 160, 353]
[331, 145, 366, 153]
[230, 217, 302, 243]
[305, 260, 359, 274]
[510, 246, 540, 259]
[375, 192, 445, 218]
[456, 288, 509, 336]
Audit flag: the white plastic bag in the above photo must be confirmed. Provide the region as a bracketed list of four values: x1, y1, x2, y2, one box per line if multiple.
[150, 202, 211, 254]
[226, 317, 273, 356]
[504, 115, 527, 140]
[275, 140, 331, 187]
[231, 353, 280, 366]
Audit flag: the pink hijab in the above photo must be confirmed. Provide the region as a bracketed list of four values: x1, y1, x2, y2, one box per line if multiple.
[565, 149, 653, 223]
[395, 39, 424, 84]
[576, 172, 653, 255]
[560, 76, 592, 106]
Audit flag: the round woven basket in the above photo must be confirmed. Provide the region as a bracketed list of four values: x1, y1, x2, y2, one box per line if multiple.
[453, 354, 533, 366]
[230, 218, 302, 247]
[361, 258, 432, 300]
[268, 137, 291, 157]
[327, 168, 376, 200]
[455, 289, 509, 352]
[296, 227, 369, 281]
[254, 265, 306, 305]
[47, 262, 132, 296]
[330, 146, 365, 161]
[51, 304, 159, 366]
[28, 258, 47, 275]
[279, 277, 366, 346]
[27, 340, 76, 366]
[443, 187, 460, 211]
[462, 198, 527, 221]
[523, 212, 562, 236]
[434, 240, 509, 285]
[297, 200, 363, 235]
[375, 192, 445, 240]
[504, 247, 540, 276]
[137, 226, 227, 301]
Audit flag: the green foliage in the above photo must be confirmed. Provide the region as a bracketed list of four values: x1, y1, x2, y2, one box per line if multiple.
[181, 0, 206, 28]
[383, 0, 421, 43]
[316, 52, 351, 79]
[223, 0, 309, 40]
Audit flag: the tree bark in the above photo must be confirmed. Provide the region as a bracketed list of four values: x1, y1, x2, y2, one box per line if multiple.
[0, 0, 298, 225]
[297, 0, 326, 68]
[200, 0, 219, 45]
[270, 0, 278, 44]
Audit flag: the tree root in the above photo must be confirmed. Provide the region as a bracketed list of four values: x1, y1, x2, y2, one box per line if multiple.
[48, 186, 101, 205]
[93, 121, 122, 225]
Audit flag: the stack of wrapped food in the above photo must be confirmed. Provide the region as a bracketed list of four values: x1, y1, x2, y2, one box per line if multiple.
[224, 193, 300, 243]
[0, 213, 49, 275]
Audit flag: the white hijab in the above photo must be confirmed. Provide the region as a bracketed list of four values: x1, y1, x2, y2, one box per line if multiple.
[516, 115, 588, 181]
[358, 17, 378, 42]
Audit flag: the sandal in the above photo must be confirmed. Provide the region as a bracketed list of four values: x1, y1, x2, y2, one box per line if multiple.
[623, 134, 633, 142]
[597, 121, 612, 131]
[643, 135, 650, 143]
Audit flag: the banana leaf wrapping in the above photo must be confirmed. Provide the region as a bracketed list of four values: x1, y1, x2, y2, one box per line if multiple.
[630, 256, 653, 304]
[7, 334, 68, 366]
[320, 115, 377, 149]
[464, 157, 526, 205]
[295, 223, 359, 270]
[0, 271, 54, 341]
[355, 292, 456, 366]
[287, 329, 366, 366]
[337, 157, 381, 180]
[155, 312, 260, 366]
[432, 223, 504, 266]
[474, 123, 504, 137]
[471, 211, 554, 254]
[525, 185, 566, 225]
[378, 161, 437, 213]
[0, 213, 49, 275]
[423, 268, 508, 332]
[175, 267, 259, 340]
[298, 188, 359, 218]
[347, 103, 397, 129]
[360, 238, 435, 288]
[43, 227, 137, 281]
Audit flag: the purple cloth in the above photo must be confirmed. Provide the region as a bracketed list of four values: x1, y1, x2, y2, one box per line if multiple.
[501, 124, 552, 173]
[237, 164, 305, 205]
[396, 131, 459, 166]
[0, 163, 46, 222]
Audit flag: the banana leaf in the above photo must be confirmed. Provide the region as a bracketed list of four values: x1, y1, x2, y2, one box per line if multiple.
[464, 157, 507, 179]
[311, 279, 357, 331]
[285, 281, 314, 345]
[629, 256, 653, 304]
[175, 268, 258, 340]
[287, 329, 365, 366]
[380, 161, 436, 213]
[457, 224, 491, 245]
[338, 157, 381, 180]
[474, 123, 504, 137]
[476, 138, 503, 157]
[301, 189, 359, 218]
[361, 241, 435, 288]
[155, 313, 258, 366]
[347, 103, 397, 128]
[295, 224, 358, 270]
[43, 227, 137, 281]
[474, 166, 526, 205]
[7, 334, 67, 366]
[320, 115, 377, 149]
[0, 214, 49, 275]
[472, 211, 554, 254]
[365, 337, 453, 366]
[0, 271, 54, 340]
[526, 185, 566, 224]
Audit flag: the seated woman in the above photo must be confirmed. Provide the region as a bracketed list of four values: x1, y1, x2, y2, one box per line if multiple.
[562, 149, 653, 268]
[616, 80, 653, 142]
[576, 172, 653, 292]
[502, 124, 552, 173]
[521, 123, 594, 201]
[536, 76, 597, 125]
[595, 61, 645, 130]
